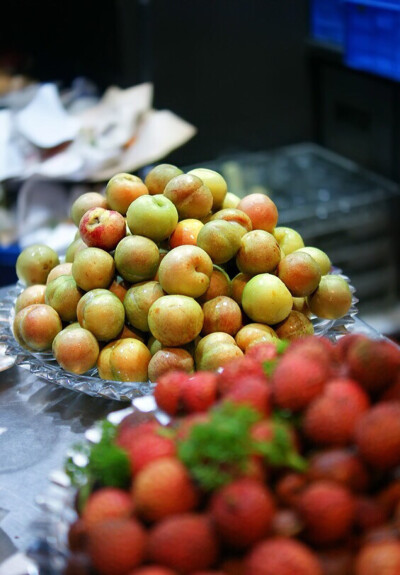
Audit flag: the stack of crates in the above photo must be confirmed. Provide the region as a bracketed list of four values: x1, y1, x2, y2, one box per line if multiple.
[311, 0, 400, 81]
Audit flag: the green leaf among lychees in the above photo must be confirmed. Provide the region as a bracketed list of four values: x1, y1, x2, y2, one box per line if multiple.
[65, 420, 131, 508]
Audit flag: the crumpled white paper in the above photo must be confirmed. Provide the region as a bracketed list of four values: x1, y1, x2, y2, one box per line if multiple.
[1, 82, 196, 183]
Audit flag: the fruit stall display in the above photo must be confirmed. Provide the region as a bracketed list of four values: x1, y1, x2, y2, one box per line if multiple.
[6, 163, 356, 396]
[29, 334, 400, 575]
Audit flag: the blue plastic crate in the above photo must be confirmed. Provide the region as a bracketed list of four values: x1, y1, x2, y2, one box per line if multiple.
[344, 0, 400, 80]
[311, 0, 345, 46]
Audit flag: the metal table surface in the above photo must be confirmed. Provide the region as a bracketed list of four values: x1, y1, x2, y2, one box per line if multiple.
[0, 285, 383, 566]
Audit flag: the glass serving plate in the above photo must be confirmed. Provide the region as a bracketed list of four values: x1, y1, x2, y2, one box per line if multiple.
[0, 273, 358, 402]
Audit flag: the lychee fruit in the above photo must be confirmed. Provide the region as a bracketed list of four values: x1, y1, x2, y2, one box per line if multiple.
[218, 356, 268, 395]
[223, 376, 271, 416]
[209, 478, 275, 549]
[347, 338, 400, 394]
[87, 517, 147, 575]
[354, 402, 400, 470]
[133, 456, 198, 522]
[245, 342, 278, 364]
[128, 566, 177, 575]
[307, 449, 369, 492]
[148, 513, 218, 573]
[271, 355, 327, 412]
[303, 378, 369, 446]
[296, 480, 356, 545]
[244, 536, 322, 575]
[127, 430, 176, 475]
[354, 496, 388, 531]
[355, 541, 400, 575]
[154, 370, 190, 415]
[82, 487, 134, 531]
[182, 371, 219, 413]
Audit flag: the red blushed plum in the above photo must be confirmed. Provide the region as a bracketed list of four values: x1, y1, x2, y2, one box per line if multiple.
[16, 244, 60, 286]
[52, 325, 99, 374]
[242, 274, 293, 325]
[126, 194, 178, 243]
[274, 310, 314, 340]
[194, 332, 237, 365]
[97, 338, 151, 382]
[163, 173, 213, 220]
[201, 296, 243, 336]
[231, 272, 252, 305]
[169, 218, 204, 249]
[79, 207, 126, 251]
[237, 193, 279, 233]
[77, 289, 125, 342]
[105, 172, 149, 215]
[15, 284, 46, 313]
[65, 238, 87, 263]
[235, 323, 279, 352]
[236, 230, 281, 276]
[108, 278, 130, 303]
[210, 208, 253, 232]
[307, 274, 353, 320]
[148, 295, 204, 347]
[157, 245, 213, 298]
[115, 235, 160, 283]
[13, 304, 62, 351]
[144, 163, 183, 195]
[70, 192, 107, 227]
[72, 247, 115, 291]
[277, 252, 322, 297]
[295, 246, 332, 276]
[187, 167, 228, 211]
[45, 275, 83, 322]
[274, 226, 305, 255]
[148, 347, 194, 382]
[196, 341, 244, 371]
[46, 263, 73, 284]
[196, 220, 245, 265]
[197, 265, 231, 303]
[124, 281, 165, 332]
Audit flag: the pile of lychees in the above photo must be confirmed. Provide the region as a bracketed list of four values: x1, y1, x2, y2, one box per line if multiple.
[65, 333, 400, 575]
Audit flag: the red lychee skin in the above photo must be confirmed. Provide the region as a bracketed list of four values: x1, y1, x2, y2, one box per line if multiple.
[275, 473, 309, 508]
[303, 378, 370, 446]
[221, 557, 245, 575]
[380, 372, 400, 402]
[333, 333, 368, 363]
[244, 536, 322, 575]
[347, 338, 400, 394]
[148, 513, 218, 574]
[218, 356, 268, 396]
[315, 547, 354, 575]
[271, 355, 328, 412]
[223, 377, 271, 416]
[355, 541, 400, 575]
[251, 419, 300, 464]
[285, 336, 335, 373]
[87, 517, 147, 575]
[362, 524, 399, 545]
[127, 431, 176, 475]
[355, 402, 400, 470]
[154, 371, 190, 415]
[296, 480, 356, 545]
[209, 478, 275, 549]
[68, 518, 88, 552]
[133, 456, 198, 522]
[354, 496, 388, 531]
[182, 371, 219, 413]
[82, 487, 134, 531]
[128, 566, 177, 575]
[245, 342, 278, 364]
[377, 480, 400, 516]
[116, 419, 160, 451]
[307, 449, 370, 492]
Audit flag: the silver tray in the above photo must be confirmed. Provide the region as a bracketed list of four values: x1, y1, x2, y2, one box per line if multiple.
[0, 274, 358, 402]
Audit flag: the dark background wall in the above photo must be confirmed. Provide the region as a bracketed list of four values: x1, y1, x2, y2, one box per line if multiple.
[1, 0, 312, 166]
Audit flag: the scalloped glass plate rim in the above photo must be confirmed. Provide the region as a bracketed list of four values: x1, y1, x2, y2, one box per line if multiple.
[0, 272, 358, 402]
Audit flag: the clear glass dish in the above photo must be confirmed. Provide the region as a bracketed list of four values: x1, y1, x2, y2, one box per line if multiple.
[0, 273, 358, 402]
